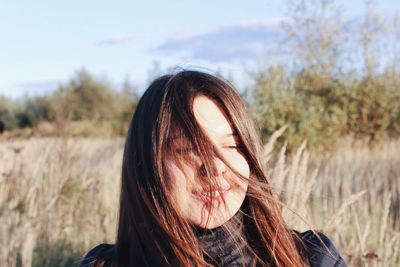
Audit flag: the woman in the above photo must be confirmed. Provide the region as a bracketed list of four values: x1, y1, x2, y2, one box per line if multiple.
[80, 70, 347, 266]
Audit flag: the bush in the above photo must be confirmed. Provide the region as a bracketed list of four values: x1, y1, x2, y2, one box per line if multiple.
[250, 66, 400, 151]
[0, 96, 17, 133]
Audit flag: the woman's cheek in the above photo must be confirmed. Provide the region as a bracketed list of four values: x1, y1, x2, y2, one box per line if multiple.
[165, 162, 189, 206]
[224, 151, 250, 179]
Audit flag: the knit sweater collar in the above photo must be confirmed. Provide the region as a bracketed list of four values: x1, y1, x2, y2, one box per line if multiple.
[194, 211, 254, 266]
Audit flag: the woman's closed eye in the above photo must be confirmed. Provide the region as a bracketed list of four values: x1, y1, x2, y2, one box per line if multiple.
[223, 144, 242, 150]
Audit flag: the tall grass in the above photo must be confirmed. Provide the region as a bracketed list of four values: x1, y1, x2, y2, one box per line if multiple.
[0, 135, 399, 266]
[0, 138, 123, 266]
[266, 133, 400, 266]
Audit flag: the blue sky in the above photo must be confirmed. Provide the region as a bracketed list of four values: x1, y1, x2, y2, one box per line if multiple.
[1, 0, 399, 99]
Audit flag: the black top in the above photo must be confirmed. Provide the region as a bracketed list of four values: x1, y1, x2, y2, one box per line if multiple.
[79, 213, 347, 267]
[79, 231, 347, 267]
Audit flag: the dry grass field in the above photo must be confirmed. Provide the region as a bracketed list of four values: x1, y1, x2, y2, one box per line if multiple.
[1, 135, 399, 266]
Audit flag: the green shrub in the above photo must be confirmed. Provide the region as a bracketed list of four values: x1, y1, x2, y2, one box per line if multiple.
[0, 96, 18, 132]
[250, 66, 400, 151]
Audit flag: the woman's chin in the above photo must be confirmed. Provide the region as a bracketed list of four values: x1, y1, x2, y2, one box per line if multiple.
[194, 190, 244, 229]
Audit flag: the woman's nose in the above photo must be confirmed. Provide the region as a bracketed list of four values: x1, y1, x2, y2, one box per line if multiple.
[200, 156, 227, 177]
[213, 157, 227, 176]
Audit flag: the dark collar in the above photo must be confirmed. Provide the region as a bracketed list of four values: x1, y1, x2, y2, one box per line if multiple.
[194, 211, 254, 266]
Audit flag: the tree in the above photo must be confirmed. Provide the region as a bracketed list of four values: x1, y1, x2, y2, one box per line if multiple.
[282, 0, 347, 77]
[0, 96, 17, 133]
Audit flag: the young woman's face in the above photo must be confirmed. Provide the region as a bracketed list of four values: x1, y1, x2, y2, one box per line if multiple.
[166, 95, 250, 229]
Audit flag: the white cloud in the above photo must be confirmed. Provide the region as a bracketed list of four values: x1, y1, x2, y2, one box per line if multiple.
[153, 18, 286, 62]
[96, 33, 135, 46]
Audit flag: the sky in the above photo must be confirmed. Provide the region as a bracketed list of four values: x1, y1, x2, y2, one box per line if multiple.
[1, 0, 399, 99]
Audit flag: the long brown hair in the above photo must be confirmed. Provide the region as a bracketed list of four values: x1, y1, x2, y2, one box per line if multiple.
[94, 70, 308, 266]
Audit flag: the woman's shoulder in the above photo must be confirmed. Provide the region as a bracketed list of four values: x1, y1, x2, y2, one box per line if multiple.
[78, 232, 347, 266]
[297, 230, 347, 267]
[79, 243, 116, 267]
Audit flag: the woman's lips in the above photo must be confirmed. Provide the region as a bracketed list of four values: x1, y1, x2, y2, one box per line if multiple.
[193, 187, 231, 204]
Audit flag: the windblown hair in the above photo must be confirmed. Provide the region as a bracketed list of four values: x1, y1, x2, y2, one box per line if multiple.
[92, 70, 309, 266]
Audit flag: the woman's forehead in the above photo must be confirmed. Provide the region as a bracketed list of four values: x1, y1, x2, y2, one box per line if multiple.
[192, 95, 234, 139]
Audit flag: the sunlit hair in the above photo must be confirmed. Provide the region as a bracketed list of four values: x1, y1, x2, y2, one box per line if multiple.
[91, 70, 309, 266]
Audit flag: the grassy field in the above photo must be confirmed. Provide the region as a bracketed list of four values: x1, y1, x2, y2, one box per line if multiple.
[0, 135, 399, 266]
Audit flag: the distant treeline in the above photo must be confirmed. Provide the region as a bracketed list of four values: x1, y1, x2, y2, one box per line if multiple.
[0, 69, 139, 138]
[1, 65, 399, 151]
[1, 0, 400, 151]
[249, 66, 400, 151]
